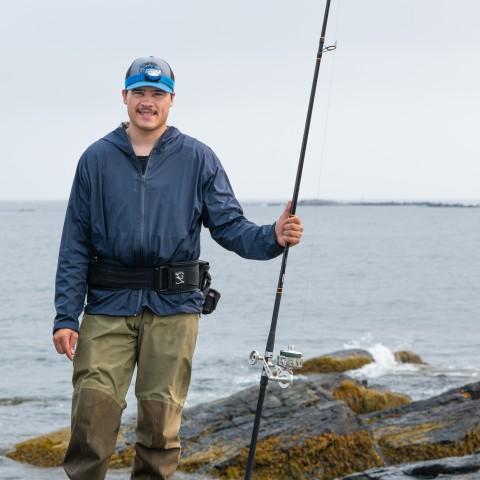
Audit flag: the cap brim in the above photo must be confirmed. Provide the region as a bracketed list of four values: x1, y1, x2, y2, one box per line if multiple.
[125, 80, 174, 94]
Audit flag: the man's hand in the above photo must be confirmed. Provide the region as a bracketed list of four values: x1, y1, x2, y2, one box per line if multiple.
[275, 201, 304, 247]
[53, 328, 78, 361]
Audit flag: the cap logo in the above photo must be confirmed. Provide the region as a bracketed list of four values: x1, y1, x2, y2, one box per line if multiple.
[139, 63, 162, 81]
[145, 68, 162, 81]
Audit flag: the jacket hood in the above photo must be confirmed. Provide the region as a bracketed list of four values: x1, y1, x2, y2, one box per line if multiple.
[101, 124, 181, 156]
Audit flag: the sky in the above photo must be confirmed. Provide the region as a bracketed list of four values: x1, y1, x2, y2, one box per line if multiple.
[1, 0, 479, 201]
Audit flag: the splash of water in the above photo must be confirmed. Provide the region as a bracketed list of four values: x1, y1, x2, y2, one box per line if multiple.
[346, 342, 419, 379]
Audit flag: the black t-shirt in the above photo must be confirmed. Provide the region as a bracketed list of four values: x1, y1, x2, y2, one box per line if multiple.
[137, 155, 149, 175]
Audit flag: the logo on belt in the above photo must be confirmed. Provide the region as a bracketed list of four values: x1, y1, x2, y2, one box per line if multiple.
[175, 271, 185, 285]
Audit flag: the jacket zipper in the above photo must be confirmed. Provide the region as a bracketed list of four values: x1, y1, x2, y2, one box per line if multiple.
[135, 146, 156, 315]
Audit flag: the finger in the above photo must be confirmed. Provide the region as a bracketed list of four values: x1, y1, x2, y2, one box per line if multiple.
[69, 333, 78, 359]
[63, 335, 75, 361]
[282, 228, 303, 238]
[283, 223, 303, 232]
[284, 235, 301, 245]
[283, 230, 303, 240]
[282, 223, 303, 232]
[283, 234, 302, 243]
[60, 336, 72, 360]
[283, 227, 303, 235]
[284, 215, 302, 224]
[54, 338, 64, 354]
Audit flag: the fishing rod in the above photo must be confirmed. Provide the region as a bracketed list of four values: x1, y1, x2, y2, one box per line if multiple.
[244, 1, 336, 478]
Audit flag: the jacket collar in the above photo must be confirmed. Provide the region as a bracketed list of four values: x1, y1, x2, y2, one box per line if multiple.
[102, 124, 180, 156]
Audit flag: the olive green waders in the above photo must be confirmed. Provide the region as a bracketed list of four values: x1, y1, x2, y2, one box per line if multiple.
[63, 311, 199, 480]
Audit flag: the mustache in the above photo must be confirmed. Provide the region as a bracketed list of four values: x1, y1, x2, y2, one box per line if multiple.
[137, 108, 157, 114]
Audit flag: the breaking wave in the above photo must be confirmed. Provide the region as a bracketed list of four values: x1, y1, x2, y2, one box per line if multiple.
[345, 343, 421, 379]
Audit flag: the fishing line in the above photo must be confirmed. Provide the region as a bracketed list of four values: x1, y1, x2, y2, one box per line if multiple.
[298, 0, 343, 331]
[315, 0, 343, 196]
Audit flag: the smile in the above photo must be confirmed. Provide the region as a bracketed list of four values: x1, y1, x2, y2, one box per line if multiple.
[138, 109, 157, 117]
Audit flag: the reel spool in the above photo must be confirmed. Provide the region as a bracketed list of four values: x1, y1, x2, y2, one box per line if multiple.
[248, 345, 303, 388]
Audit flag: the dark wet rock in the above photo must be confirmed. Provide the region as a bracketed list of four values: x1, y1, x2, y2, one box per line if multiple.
[363, 382, 480, 465]
[178, 377, 384, 479]
[301, 349, 374, 374]
[394, 351, 426, 365]
[340, 453, 480, 479]
[0, 396, 37, 406]
[6, 363, 480, 479]
[7, 378, 386, 478]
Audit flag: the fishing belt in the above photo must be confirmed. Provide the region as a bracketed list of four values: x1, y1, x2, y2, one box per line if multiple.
[88, 257, 220, 314]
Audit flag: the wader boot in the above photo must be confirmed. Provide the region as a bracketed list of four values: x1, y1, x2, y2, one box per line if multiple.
[63, 311, 199, 480]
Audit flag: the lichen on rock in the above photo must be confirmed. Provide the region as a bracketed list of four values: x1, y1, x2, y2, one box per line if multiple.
[6, 352, 480, 480]
[333, 379, 411, 414]
[6, 426, 135, 469]
[301, 349, 374, 374]
[6, 427, 70, 467]
[365, 382, 480, 465]
[214, 431, 384, 480]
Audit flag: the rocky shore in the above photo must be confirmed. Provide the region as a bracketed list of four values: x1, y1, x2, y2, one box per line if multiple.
[7, 349, 480, 479]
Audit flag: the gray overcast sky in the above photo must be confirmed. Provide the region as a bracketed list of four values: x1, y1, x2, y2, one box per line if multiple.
[1, 0, 479, 201]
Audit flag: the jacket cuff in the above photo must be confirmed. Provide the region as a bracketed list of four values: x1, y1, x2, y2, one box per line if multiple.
[265, 223, 285, 258]
[53, 317, 80, 335]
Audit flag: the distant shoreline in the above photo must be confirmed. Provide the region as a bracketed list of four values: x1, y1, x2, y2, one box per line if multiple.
[0, 199, 479, 209]
[244, 199, 480, 208]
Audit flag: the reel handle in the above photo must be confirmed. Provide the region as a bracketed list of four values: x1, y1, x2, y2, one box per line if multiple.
[249, 350, 264, 366]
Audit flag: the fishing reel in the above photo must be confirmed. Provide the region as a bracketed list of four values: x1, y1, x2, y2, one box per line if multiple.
[248, 345, 304, 389]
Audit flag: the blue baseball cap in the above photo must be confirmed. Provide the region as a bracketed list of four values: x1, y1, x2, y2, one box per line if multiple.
[125, 56, 175, 94]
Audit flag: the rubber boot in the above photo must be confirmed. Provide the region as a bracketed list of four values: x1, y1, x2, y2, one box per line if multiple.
[64, 387, 123, 480]
[131, 400, 182, 480]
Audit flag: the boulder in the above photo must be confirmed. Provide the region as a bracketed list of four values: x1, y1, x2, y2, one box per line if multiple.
[340, 453, 480, 479]
[6, 425, 135, 469]
[332, 380, 411, 414]
[178, 378, 384, 479]
[7, 374, 480, 480]
[6, 427, 70, 467]
[6, 378, 385, 478]
[178, 380, 480, 478]
[393, 351, 426, 365]
[301, 349, 374, 374]
[363, 382, 480, 465]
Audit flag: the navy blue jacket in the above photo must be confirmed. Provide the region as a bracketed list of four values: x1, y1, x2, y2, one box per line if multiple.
[54, 126, 283, 332]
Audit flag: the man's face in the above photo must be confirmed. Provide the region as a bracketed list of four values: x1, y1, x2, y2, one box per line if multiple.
[122, 86, 174, 132]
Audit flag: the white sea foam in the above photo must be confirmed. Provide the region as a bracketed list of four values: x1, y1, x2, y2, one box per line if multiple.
[343, 341, 421, 379]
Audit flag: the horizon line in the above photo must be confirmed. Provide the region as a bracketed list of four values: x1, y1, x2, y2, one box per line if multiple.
[1, 197, 480, 204]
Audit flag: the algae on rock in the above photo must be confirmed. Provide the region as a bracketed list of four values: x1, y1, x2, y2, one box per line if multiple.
[214, 431, 384, 480]
[6, 428, 70, 467]
[6, 355, 480, 480]
[301, 349, 374, 374]
[333, 380, 411, 414]
[6, 426, 135, 469]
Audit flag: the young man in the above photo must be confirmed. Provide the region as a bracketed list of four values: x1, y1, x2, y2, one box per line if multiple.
[53, 56, 303, 480]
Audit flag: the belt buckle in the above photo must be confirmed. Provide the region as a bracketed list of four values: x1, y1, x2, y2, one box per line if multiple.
[154, 266, 169, 292]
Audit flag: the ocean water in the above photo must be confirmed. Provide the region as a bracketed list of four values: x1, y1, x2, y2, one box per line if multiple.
[0, 201, 479, 479]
